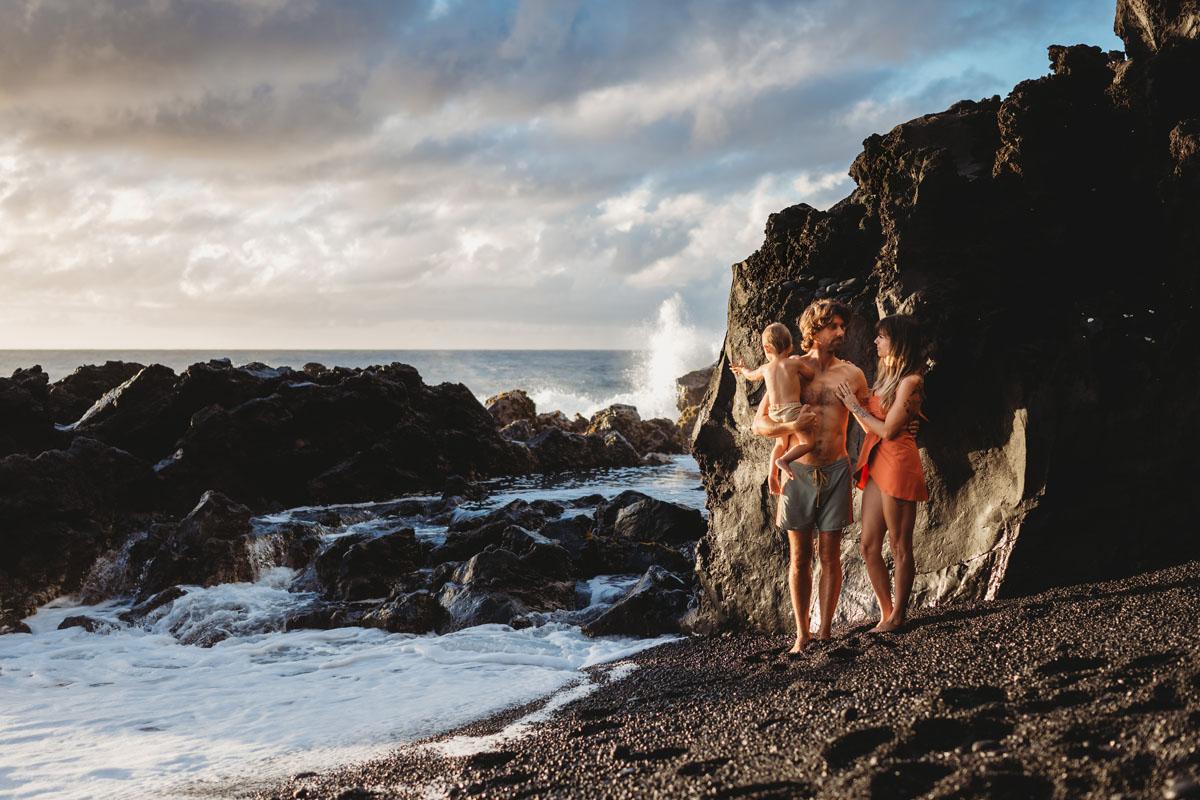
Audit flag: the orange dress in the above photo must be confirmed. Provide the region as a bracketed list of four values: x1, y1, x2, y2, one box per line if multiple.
[854, 394, 928, 502]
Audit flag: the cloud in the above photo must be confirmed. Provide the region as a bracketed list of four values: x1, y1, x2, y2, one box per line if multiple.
[0, 0, 1124, 348]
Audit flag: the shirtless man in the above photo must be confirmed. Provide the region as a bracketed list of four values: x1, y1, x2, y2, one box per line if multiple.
[751, 299, 868, 653]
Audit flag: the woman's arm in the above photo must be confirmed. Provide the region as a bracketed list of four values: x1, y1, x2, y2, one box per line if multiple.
[835, 376, 921, 440]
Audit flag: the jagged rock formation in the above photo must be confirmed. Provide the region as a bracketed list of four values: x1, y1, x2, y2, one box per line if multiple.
[692, 0, 1200, 632]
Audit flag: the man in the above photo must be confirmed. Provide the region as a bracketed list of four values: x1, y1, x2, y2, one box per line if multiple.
[751, 299, 867, 653]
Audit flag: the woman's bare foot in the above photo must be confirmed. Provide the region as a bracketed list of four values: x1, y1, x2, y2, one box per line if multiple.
[814, 627, 832, 641]
[871, 617, 904, 633]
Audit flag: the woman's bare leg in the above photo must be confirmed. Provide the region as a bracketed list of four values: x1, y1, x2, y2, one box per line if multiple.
[859, 480, 893, 628]
[877, 494, 916, 632]
[786, 529, 814, 653]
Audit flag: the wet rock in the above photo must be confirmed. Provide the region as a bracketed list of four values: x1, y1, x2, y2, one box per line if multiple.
[136, 491, 257, 600]
[0, 609, 32, 635]
[119, 586, 187, 624]
[540, 516, 593, 563]
[536, 410, 589, 434]
[449, 500, 549, 534]
[73, 362, 276, 462]
[583, 539, 694, 579]
[525, 428, 642, 473]
[432, 522, 549, 564]
[485, 390, 536, 427]
[46, 361, 145, 424]
[586, 405, 686, 456]
[158, 368, 534, 508]
[595, 490, 655, 530]
[358, 590, 446, 634]
[610, 498, 706, 546]
[314, 528, 426, 601]
[57, 615, 120, 633]
[499, 419, 536, 441]
[0, 437, 157, 620]
[583, 566, 692, 637]
[438, 544, 576, 631]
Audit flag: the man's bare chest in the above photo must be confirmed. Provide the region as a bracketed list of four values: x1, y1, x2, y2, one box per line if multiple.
[801, 372, 850, 407]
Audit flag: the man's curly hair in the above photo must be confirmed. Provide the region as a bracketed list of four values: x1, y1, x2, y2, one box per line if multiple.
[797, 299, 851, 351]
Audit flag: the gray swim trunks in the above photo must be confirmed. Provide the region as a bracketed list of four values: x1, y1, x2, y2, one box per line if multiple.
[778, 457, 853, 533]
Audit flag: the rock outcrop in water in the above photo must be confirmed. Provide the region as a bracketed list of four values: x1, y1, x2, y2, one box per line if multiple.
[692, 0, 1200, 632]
[487, 391, 688, 459]
[0, 358, 680, 627]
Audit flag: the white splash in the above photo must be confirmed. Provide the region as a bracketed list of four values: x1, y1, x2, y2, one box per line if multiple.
[527, 294, 718, 422]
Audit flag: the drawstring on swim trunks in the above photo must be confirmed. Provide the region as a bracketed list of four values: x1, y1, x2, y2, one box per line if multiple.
[810, 465, 828, 506]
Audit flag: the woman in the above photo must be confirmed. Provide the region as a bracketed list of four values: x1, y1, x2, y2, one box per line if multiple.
[834, 314, 927, 633]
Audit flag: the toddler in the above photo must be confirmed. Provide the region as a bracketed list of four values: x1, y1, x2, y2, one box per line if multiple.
[730, 322, 815, 496]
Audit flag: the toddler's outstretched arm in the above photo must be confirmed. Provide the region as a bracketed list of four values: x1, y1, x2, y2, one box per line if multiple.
[729, 360, 763, 382]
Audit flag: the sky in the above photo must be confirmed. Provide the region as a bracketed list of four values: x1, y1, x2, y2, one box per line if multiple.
[0, 0, 1123, 350]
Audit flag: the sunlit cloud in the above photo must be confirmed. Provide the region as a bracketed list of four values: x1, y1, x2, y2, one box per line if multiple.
[0, 0, 1123, 348]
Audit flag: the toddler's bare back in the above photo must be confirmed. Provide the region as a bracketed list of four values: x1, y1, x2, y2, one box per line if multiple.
[762, 358, 805, 408]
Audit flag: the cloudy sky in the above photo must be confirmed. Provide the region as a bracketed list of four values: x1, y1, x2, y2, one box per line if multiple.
[0, 0, 1121, 350]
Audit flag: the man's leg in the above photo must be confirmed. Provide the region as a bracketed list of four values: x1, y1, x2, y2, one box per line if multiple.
[786, 528, 814, 653]
[815, 530, 844, 639]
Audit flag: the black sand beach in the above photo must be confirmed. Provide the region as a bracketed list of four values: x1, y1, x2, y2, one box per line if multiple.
[257, 560, 1200, 800]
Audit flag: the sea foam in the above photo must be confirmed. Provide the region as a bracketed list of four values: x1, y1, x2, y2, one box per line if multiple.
[0, 583, 675, 800]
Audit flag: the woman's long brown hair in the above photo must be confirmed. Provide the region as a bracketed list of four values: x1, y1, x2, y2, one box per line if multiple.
[872, 314, 923, 411]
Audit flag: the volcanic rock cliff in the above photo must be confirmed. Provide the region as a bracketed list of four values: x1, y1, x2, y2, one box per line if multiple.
[692, 0, 1200, 632]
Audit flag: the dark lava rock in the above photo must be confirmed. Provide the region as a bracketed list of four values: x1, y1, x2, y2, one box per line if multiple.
[314, 528, 426, 601]
[119, 586, 187, 624]
[583, 566, 692, 637]
[595, 490, 654, 530]
[0, 437, 157, 620]
[499, 418, 536, 441]
[0, 609, 32, 635]
[46, 360, 145, 423]
[136, 491, 257, 600]
[693, 0, 1200, 632]
[438, 544, 576, 631]
[72, 362, 271, 462]
[57, 614, 119, 633]
[448, 500, 549, 534]
[155, 367, 535, 508]
[676, 366, 715, 414]
[586, 404, 686, 456]
[358, 590, 446, 634]
[485, 389, 537, 427]
[525, 427, 642, 473]
[0, 368, 60, 458]
[609, 498, 706, 546]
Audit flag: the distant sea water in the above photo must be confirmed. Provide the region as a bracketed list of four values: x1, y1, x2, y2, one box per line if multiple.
[1, 348, 716, 422]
